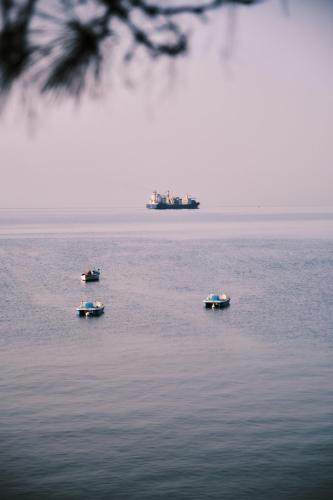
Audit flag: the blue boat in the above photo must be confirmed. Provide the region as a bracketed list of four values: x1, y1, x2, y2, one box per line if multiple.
[203, 293, 231, 309]
[76, 301, 104, 317]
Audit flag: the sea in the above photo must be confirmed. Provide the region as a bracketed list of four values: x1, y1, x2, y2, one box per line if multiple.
[0, 207, 332, 500]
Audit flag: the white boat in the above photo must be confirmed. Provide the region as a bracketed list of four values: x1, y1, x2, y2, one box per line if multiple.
[203, 293, 231, 309]
[81, 269, 100, 282]
[76, 301, 104, 317]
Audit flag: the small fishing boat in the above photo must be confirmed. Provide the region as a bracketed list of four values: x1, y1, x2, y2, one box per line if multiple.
[76, 301, 104, 317]
[81, 269, 100, 282]
[203, 293, 231, 309]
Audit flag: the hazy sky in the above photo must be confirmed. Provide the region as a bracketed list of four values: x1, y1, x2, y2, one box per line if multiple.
[1, 0, 332, 208]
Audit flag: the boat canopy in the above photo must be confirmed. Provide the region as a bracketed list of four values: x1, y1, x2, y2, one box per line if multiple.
[83, 302, 95, 308]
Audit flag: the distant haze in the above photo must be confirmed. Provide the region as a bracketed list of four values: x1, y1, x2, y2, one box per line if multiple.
[1, 0, 333, 208]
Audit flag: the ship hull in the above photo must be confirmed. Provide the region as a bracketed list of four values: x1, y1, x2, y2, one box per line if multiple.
[204, 300, 230, 309]
[146, 202, 200, 210]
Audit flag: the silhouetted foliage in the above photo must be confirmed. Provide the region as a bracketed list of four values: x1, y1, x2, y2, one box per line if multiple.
[0, 0, 262, 99]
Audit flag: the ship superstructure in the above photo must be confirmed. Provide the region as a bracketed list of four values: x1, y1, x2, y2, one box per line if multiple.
[146, 191, 200, 209]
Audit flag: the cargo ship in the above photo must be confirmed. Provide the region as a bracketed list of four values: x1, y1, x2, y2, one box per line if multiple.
[146, 191, 200, 210]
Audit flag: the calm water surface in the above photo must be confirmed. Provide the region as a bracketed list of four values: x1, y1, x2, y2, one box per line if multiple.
[0, 208, 333, 499]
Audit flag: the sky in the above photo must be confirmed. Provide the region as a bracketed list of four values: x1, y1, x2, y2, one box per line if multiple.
[1, 0, 333, 208]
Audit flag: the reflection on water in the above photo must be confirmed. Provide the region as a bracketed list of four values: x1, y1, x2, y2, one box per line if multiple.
[0, 209, 332, 499]
[0, 206, 332, 240]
